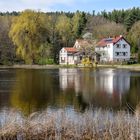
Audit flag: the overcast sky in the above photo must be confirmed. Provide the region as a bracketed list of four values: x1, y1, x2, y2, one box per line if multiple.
[0, 0, 140, 13]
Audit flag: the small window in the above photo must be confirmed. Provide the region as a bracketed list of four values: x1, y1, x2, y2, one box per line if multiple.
[116, 44, 120, 48]
[123, 52, 126, 56]
[115, 52, 119, 56]
[61, 57, 65, 63]
[123, 44, 127, 48]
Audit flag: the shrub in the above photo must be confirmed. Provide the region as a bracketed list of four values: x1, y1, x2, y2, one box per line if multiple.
[38, 58, 54, 65]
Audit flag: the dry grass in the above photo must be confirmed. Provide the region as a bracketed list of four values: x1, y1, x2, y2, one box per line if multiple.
[0, 108, 140, 140]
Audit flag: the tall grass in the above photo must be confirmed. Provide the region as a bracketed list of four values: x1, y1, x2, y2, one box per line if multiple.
[0, 108, 140, 140]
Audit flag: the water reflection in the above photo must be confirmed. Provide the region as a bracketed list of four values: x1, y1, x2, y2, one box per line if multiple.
[0, 68, 139, 115]
[59, 68, 131, 109]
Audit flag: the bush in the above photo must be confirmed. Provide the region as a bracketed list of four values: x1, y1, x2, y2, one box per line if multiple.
[38, 58, 54, 65]
[127, 58, 138, 65]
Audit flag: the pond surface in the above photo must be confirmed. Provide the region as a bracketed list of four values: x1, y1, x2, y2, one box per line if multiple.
[0, 68, 140, 115]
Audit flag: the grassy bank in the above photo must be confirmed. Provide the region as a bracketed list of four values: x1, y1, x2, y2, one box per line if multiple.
[0, 64, 60, 69]
[0, 64, 140, 71]
[0, 108, 140, 139]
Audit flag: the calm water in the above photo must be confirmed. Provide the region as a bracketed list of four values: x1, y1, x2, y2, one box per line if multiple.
[0, 68, 140, 115]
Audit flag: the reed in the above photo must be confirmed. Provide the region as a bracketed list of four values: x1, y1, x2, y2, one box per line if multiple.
[0, 108, 140, 140]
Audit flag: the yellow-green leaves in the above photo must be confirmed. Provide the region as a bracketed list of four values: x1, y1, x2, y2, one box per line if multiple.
[56, 14, 72, 47]
[9, 10, 49, 64]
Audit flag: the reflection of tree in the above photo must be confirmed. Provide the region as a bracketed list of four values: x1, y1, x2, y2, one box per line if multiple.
[10, 69, 54, 115]
[9, 68, 140, 115]
[10, 69, 82, 115]
[124, 77, 140, 110]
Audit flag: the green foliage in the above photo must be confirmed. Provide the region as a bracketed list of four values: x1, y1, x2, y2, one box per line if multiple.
[0, 8, 138, 64]
[72, 11, 87, 38]
[99, 7, 140, 31]
[9, 10, 50, 64]
[124, 7, 140, 31]
[138, 51, 140, 63]
[82, 57, 93, 66]
[38, 58, 54, 65]
[56, 14, 73, 47]
[128, 21, 140, 53]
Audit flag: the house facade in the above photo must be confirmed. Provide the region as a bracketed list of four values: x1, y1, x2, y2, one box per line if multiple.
[59, 47, 78, 65]
[59, 39, 96, 65]
[95, 35, 131, 62]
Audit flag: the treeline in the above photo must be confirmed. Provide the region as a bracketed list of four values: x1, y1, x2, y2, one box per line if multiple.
[99, 7, 140, 31]
[0, 7, 139, 64]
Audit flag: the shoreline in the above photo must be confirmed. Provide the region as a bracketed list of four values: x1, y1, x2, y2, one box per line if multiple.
[0, 64, 140, 70]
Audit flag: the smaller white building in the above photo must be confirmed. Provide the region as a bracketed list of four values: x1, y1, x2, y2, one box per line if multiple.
[59, 47, 78, 65]
[95, 35, 131, 62]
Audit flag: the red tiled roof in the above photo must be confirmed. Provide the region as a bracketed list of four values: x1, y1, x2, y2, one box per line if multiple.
[64, 47, 77, 53]
[97, 36, 123, 47]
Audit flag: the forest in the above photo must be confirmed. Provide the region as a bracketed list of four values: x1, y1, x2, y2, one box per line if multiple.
[0, 7, 140, 64]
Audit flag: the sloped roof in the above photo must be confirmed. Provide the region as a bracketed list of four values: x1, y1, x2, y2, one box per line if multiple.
[64, 47, 77, 53]
[97, 36, 124, 47]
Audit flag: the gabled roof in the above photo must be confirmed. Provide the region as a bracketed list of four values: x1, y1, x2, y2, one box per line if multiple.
[64, 47, 77, 53]
[97, 36, 125, 47]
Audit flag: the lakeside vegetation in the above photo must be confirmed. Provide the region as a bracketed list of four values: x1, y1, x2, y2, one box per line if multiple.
[0, 108, 140, 139]
[0, 7, 140, 65]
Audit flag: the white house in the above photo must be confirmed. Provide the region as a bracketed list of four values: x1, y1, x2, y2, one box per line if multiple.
[59, 39, 96, 65]
[95, 35, 131, 62]
[59, 47, 78, 65]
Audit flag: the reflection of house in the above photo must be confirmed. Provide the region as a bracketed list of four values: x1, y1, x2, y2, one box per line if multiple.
[95, 69, 130, 95]
[59, 68, 130, 107]
[95, 35, 131, 62]
[59, 47, 78, 65]
[59, 69, 80, 93]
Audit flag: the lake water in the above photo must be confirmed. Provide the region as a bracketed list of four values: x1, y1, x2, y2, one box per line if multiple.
[0, 68, 140, 115]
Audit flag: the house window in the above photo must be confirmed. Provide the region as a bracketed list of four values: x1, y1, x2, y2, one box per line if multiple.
[115, 52, 119, 56]
[123, 52, 126, 56]
[123, 44, 127, 48]
[80, 56, 82, 60]
[61, 57, 65, 63]
[116, 44, 120, 48]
